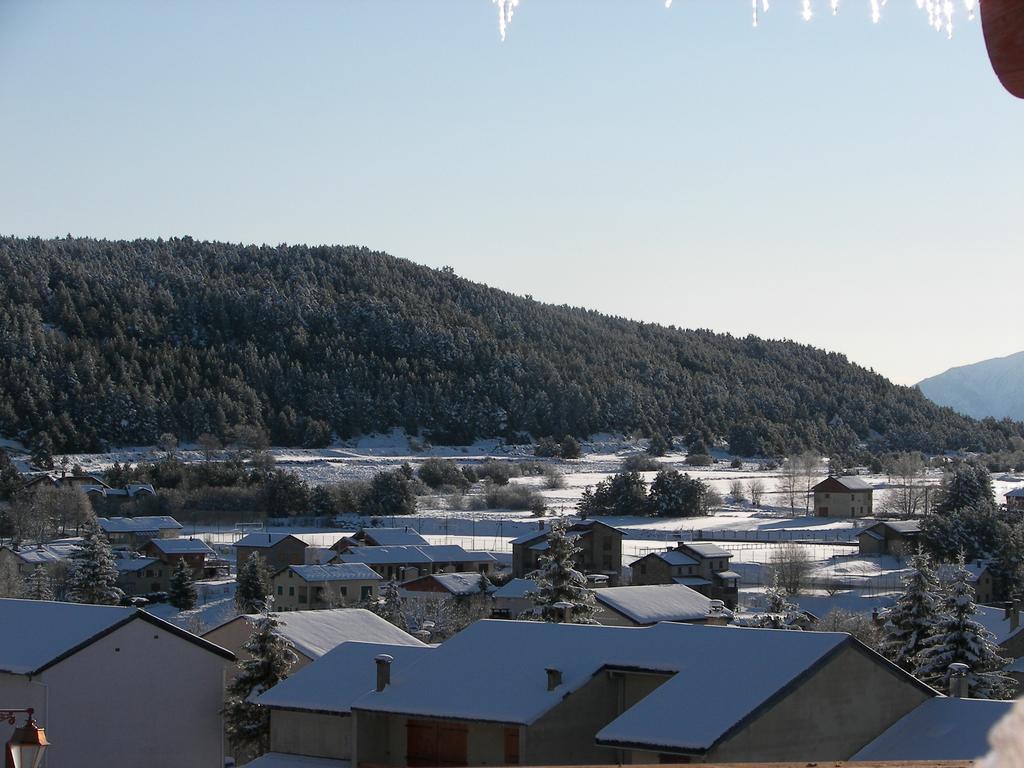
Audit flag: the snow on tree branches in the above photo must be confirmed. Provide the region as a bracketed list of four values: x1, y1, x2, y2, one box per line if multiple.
[236, 552, 272, 614]
[880, 549, 943, 672]
[527, 518, 598, 623]
[169, 557, 198, 611]
[22, 564, 54, 601]
[66, 519, 124, 605]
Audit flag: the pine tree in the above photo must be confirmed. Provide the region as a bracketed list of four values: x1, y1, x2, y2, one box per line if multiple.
[528, 519, 598, 623]
[169, 557, 198, 611]
[235, 552, 272, 614]
[22, 565, 54, 601]
[66, 519, 124, 605]
[223, 599, 297, 757]
[880, 549, 942, 671]
[375, 579, 406, 630]
[913, 557, 1015, 699]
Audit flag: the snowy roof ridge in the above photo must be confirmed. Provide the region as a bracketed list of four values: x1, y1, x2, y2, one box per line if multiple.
[97, 515, 181, 532]
[0, 598, 233, 675]
[351, 619, 857, 748]
[287, 564, 382, 583]
[594, 584, 717, 625]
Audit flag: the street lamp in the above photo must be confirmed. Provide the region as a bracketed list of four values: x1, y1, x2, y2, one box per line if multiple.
[2, 709, 48, 768]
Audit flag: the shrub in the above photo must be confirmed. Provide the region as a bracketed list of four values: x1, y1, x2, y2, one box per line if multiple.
[684, 453, 713, 467]
[477, 459, 520, 486]
[621, 455, 661, 472]
[543, 466, 566, 490]
[469, 484, 545, 512]
[560, 436, 581, 460]
[647, 434, 672, 456]
[417, 458, 470, 491]
[360, 470, 418, 516]
[534, 437, 561, 457]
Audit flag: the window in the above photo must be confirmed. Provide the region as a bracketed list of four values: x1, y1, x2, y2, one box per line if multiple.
[360, 585, 373, 601]
[289, 586, 295, 596]
[277, 586, 283, 595]
[340, 586, 348, 596]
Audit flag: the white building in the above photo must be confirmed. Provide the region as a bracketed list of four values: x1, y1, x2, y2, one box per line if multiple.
[0, 599, 234, 768]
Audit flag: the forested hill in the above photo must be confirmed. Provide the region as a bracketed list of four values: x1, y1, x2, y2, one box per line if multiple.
[0, 236, 1019, 457]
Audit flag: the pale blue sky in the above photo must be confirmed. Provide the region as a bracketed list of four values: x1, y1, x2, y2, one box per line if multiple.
[1, 1, 1020, 385]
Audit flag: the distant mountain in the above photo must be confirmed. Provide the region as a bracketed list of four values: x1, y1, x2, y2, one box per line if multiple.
[917, 352, 1024, 422]
[0, 236, 1020, 457]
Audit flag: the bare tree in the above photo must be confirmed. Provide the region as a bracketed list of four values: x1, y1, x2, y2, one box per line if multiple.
[748, 479, 765, 507]
[157, 432, 179, 460]
[796, 451, 822, 515]
[728, 479, 746, 503]
[777, 459, 802, 513]
[197, 432, 222, 462]
[880, 452, 928, 518]
[768, 543, 813, 595]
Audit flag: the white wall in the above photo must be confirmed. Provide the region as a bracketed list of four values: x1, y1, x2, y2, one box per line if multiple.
[0, 617, 231, 768]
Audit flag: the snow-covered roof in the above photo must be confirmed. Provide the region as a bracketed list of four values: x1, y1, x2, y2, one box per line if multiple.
[852, 698, 1012, 762]
[974, 605, 1024, 644]
[673, 576, 712, 587]
[339, 545, 496, 566]
[404, 572, 493, 596]
[493, 578, 538, 599]
[357, 527, 429, 546]
[245, 754, 351, 768]
[97, 515, 180, 533]
[146, 538, 215, 555]
[824, 475, 874, 491]
[680, 542, 732, 560]
[2, 541, 80, 564]
[235, 532, 304, 548]
[509, 527, 548, 546]
[594, 585, 717, 625]
[353, 620, 855, 750]
[0, 598, 233, 675]
[1006, 488, 1024, 498]
[655, 550, 699, 567]
[285, 564, 382, 583]
[258, 641, 433, 713]
[715, 570, 741, 580]
[115, 557, 159, 573]
[213, 608, 425, 660]
[861, 520, 921, 536]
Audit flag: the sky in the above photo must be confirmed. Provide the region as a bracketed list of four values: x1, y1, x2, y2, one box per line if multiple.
[0, 0, 1020, 386]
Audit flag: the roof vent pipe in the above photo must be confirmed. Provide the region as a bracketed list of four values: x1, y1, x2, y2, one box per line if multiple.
[375, 654, 394, 692]
[546, 667, 562, 691]
[948, 663, 970, 699]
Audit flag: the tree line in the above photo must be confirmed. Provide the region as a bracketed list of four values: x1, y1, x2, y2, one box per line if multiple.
[1, 235, 1020, 459]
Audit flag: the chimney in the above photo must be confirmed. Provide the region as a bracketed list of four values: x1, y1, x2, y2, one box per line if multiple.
[553, 601, 573, 623]
[706, 600, 729, 626]
[546, 667, 562, 691]
[1004, 601, 1013, 621]
[375, 654, 394, 692]
[948, 663, 970, 699]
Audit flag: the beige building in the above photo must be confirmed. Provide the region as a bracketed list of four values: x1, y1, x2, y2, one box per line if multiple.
[336, 544, 497, 582]
[350, 619, 935, 766]
[97, 515, 181, 550]
[272, 563, 382, 611]
[812, 475, 874, 518]
[0, 540, 80, 580]
[511, 520, 624, 586]
[204, 607, 425, 673]
[629, 542, 739, 608]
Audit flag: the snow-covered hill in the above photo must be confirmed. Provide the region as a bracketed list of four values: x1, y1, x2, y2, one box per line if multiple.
[917, 351, 1024, 422]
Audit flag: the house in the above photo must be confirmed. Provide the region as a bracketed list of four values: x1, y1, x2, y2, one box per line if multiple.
[350, 620, 936, 766]
[271, 564, 383, 611]
[23, 472, 108, 491]
[1007, 487, 1024, 511]
[252, 641, 433, 767]
[336, 544, 497, 581]
[812, 475, 874, 518]
[976, 602, 1024, 658]
[401, 571, 494, 598]
[857, 520, 921, 557]
[0, 539, 80, 579]
[82, 482, 156, 500]
[0, 598, 234, 768]
[852, 697, 1013, 762]
[629, 542, 740, 608]
[204, 607, 426, 674]
[491, 578, 538, 619]
[115, 554, 164, 595]
[592, 584, 731, 627]
[332, 526, 429, 553]
[140, 536, 216, 580]
[97, 515, 182, 549]
[511, 520, 624, 586]
[235, 532, 309, 572]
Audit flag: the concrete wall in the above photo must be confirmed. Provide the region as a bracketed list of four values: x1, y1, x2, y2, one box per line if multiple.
[0, 618, 230, 768]
[238, 539, 307, 573]
[700, 644, 931, 763]
[270, 710, 352, 759]
[272, 571, 379, 611]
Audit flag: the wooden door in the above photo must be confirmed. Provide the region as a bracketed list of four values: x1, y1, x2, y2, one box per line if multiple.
[406, 719, 468, 767]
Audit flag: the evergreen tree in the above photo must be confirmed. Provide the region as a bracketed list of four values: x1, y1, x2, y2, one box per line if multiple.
[880, 549, 942, 672]
[647, 470, 713, 518]
[22, 565, 54, 601]
[66, 520, 124, 605]
[236, 552, 272, 614]
[0, 449, 22, 501]
[169, 557, 198, 611]
[936, 462, 994, 513]
[360, 470, 417, 517]
[528, 519, 598, 623]
[375, 579, 406, 630]
[223, 600, 297, 757]
[913, 557, 1015, 699]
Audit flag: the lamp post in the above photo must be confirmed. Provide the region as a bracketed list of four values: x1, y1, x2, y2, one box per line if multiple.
[1, 709, 49, 768]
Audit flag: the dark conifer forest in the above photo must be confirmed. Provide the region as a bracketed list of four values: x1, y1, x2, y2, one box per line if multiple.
[0, 236, 1019, 456]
